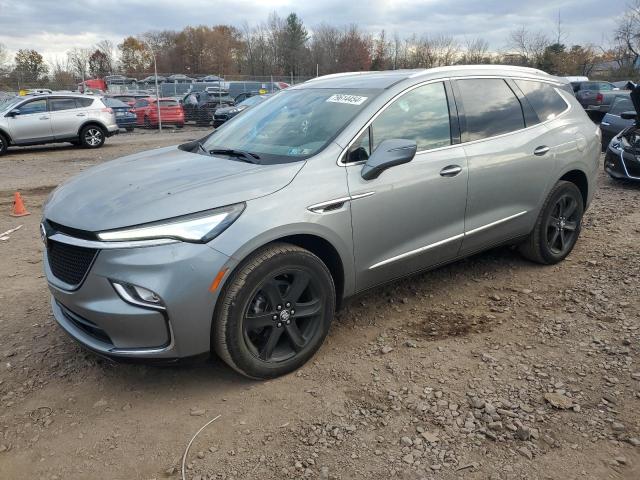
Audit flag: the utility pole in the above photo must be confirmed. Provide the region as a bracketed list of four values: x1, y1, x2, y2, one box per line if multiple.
[142, 39, 162, 132]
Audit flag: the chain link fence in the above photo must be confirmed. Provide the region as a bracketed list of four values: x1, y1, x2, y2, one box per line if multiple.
[0, 72, 314, 98]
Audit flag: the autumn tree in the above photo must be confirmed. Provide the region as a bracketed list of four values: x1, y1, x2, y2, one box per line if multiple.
[118, 36, 150, 74]
[336, 25, 371, 72]
[14, 49, 48, 84]
[89, 49, 111, 78]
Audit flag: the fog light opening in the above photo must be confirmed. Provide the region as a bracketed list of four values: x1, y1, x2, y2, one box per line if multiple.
[111, 281, 166, 310]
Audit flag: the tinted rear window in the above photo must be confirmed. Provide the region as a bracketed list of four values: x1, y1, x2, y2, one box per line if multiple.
[76, 97, 94, 107]
[515, 80, 568, 123]
[159, 100, 178, 107]
[456, 78, 525, 142]
[50, 98, 78, 111]
[610, 97, 634, 115]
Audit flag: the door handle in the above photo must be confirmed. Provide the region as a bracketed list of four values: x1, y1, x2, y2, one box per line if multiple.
[439, 165, 463, 177]
[39, 116, 49, 120]
[533, 146, 550, 156]
[600, 121, 610, 126]
[76, 113, 86, 117]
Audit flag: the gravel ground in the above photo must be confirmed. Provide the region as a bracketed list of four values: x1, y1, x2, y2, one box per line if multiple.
[0, 129, 638, 480]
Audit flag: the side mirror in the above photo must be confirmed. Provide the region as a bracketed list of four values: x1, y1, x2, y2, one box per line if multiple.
[621, 111, 637, 120]
[361, 139, 417, 180]
[7, 109, 20, 117]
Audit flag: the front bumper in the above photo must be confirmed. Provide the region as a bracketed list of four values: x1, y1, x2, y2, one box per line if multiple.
[45, 238, 234, 359]
[605, 143, 640, 180]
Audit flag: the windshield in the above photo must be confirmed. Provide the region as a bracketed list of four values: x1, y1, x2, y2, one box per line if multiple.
[239, 95, 267, 107]
[610, 97, 634, 115]
[203, 88, 379, 164]
[103, 98, 128, 108]
[0, 95, 22, 112]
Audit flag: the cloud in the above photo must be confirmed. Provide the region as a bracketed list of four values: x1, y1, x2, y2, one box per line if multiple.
[0, 0, 625, 62]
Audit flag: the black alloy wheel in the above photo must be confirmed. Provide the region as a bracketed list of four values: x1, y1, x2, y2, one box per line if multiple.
[213, 243, 335, 379]
[243, 269, 324, 363]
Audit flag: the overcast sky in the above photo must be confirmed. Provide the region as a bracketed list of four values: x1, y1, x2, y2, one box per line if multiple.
[0, 0, 626, 62]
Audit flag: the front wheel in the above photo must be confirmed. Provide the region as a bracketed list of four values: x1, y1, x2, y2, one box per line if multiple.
[213, 243, 336, 379]
[0, 133, 8, 155]
[79, 125, 105, 149]
[519, 181, 584, 264]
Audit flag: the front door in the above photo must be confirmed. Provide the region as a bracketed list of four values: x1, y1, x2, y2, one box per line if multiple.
[7, 98, 52, 143]
[345, 81, 468, 291]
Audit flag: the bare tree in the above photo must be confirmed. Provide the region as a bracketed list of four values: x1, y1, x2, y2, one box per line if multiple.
[509, 26, 550, 67]
[0, 42, 9, 75]
[614, 2, 640, 69]
[67, 47, 92, 80]
[460, 38, 491, 64]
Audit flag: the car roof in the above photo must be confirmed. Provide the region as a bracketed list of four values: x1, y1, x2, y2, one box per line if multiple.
[299, 65, 564, 90]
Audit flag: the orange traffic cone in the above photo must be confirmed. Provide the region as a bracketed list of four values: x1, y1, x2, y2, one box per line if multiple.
[10, 192, 30, 217]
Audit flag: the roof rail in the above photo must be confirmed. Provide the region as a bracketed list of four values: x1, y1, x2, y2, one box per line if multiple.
[305, 71, 375, 83]
[408, 64, 552, 78]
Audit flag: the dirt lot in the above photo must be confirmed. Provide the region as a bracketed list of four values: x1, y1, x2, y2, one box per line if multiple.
[0, 129, 639, 480]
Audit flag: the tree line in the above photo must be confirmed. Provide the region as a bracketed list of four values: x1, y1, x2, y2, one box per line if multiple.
[2, 5, 640, 90]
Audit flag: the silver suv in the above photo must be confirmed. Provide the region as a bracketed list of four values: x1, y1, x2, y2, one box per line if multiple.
[0, 93, 118, 154]
[42, 66, 600, 379]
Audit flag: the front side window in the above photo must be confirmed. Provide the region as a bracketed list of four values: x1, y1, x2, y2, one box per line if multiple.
[19, 99, 47, 115]
[134, 99, 148, 108]
[371, 82, 451, 152]
[50, 98, 78, 112]
[203, 88, 378, 164]
[515, 80, 568, 123]
[456, 78, 525, 142]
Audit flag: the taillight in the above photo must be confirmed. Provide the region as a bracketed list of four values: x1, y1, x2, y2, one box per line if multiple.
[102, 107, 113, 114]
[596, 93, 603, 104]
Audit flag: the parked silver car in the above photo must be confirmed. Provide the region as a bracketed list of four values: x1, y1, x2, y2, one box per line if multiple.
[42, 66, 600, 378]
[0, 93, 118, 155]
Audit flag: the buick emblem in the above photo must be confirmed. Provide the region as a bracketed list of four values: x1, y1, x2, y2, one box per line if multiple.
[279, 310, 291, 322]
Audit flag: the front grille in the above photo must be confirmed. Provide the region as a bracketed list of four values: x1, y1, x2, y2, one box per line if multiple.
[623, 155, 640, 177]
[47, 240, 98, 286]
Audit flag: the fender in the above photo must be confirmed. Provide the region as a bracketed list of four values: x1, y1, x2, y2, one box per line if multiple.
[210, 221, 356, 301]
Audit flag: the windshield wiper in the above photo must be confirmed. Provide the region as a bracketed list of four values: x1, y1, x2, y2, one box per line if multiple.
[209, 148, 261, 163]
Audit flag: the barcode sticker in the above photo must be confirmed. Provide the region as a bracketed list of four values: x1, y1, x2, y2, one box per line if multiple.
[326, 94, 368, 105]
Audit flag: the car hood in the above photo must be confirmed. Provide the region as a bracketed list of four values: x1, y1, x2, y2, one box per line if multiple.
[44, 145, 304, 232]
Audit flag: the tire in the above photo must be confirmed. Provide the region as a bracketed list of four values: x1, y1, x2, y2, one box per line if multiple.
[125, 127, 135, 132]
[519, 181, 584, 265]
[176, 123, 184, 129]
[143, 116, 153, 129]
[0, 132, 8, 156]
[213, 243, 336, 379]
[79, 125, 105, 149]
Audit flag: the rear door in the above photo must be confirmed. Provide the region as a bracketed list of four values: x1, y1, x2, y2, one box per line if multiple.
[6, 97, 52, 143]
[49, 97, 85, 139]
[453, 77, 558, 255]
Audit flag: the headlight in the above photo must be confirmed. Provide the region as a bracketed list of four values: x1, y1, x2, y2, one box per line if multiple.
[97, 203, 245, 243]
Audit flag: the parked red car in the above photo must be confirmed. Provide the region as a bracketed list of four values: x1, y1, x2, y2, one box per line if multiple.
[133, 97, 185, 128]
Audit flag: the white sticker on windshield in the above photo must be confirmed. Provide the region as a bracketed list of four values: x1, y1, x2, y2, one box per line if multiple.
[326, 94, 368, 105]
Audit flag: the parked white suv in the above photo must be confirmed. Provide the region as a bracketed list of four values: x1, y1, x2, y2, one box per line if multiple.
[0, 93, 119, 155]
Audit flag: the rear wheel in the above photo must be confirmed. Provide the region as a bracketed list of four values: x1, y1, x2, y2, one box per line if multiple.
[125, 126, 135, 132]
[213, 243, 336, 379]
[143, 116, 153, 129]
[0, 133, 8, 155]
[519, 181, 584, 264]
[79, 125, 105, 149]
